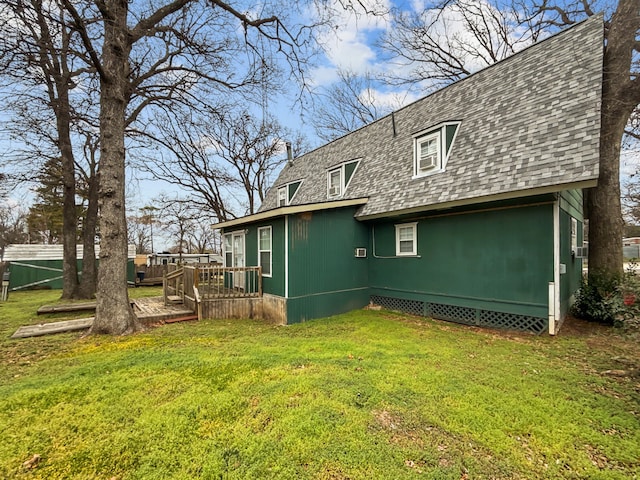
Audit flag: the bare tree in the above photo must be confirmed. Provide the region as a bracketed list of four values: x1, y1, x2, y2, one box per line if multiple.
[380, 0, 639, 279]
[311, 68, 409, 142]
[75, 131, 100, 298]
[156, 195, 199, 257]
[143, 106, 305, 219]
[0, 0, 99, 299]
[0, 202, 28, 255]
[59, 0, 331, 334]
[127, 215, 152, 254]
[380, 0, 544, 90]
[528, 0, 639, 278]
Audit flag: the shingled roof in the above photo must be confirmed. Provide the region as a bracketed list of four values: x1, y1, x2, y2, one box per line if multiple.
[258, 15, 603, 220]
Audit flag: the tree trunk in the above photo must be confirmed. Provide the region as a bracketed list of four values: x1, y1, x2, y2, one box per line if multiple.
[56, 67, 79, 300]
[91, 0, 140, 334]
[78, 169, 99, 299]
[587, 122, 625, 278]
[587, 0, 639, 279]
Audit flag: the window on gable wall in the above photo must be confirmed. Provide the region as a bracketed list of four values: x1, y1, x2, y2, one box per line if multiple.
[258, 226, 272, 276]
[413, 122, 461, 178]
[395, 223, 417, 256]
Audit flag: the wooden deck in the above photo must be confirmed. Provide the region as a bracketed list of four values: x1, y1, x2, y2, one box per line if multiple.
[133, 296, 197, 325]
[12, 296, 197, 339]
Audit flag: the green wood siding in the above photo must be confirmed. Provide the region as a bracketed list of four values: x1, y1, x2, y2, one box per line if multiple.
[368, 203, 554, 319]
[559, 208, 584, 318]
[559, 189, 583, 220]
[287, 207, 369, 323]
[235, 217, 285, 297]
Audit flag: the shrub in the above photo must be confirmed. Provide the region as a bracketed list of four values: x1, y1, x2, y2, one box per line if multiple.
[571, 263, 640, 331]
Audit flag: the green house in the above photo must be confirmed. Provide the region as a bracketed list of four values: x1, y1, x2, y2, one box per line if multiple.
[216, 17, 603, 335]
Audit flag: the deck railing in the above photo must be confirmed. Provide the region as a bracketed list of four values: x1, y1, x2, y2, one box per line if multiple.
[163, 265, 262, 306]
[163, 266, 185, 304]
[188, 265, 262, 298]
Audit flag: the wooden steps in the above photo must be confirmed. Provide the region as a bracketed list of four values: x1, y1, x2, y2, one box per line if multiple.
[164, 315, 199, 324]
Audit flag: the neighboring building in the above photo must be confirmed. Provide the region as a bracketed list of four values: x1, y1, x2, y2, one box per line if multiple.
[146, 253, 222, 266]
[622, 238, 640, 260]
[1, 244, 136, 291]
[215, 17, 603, 334]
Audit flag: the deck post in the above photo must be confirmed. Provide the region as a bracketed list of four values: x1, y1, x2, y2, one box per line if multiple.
[163, 272, 167, 306]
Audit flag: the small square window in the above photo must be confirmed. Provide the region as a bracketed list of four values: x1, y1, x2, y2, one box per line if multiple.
[395, 223, 417, 256]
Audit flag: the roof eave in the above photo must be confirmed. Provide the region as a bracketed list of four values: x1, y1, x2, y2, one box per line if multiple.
[213, 197, 369, 230]
[355, 180, 597, 221]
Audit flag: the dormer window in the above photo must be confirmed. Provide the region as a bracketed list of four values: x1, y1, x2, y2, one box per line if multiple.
[413, 121, 461, 178]
[416, 132, 441, 173]
[328, 168, 342, 197]
[327, 159, 360, 199]
[276, 180, 302, 207]
[277, 187, 287, 207]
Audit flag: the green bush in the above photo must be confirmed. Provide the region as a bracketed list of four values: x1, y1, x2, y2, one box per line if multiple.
[571, 273, 620, 325]
[571, 264, 640, 331]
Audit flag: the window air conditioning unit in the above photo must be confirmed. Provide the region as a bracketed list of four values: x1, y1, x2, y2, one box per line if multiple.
[574, 245, 588, 258]
[329, 186, 340, 196]
[355, 248, 367, 258]
[419, 154, 437, 170]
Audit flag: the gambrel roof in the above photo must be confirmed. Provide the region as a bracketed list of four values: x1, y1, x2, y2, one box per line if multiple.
[258, 15, 603, 220]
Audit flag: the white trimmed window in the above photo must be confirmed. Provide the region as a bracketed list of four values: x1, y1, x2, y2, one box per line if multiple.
[413, 121, 461, 178]
[258, 226, 272, 277]
[571, 217, 578, 252]
[223, 233, 233, 267]
[276, 181, 302, 206]
[415, 131, 441, 175]
[328, 168, 342, 197]
[395, 223, 417, 256]
[277, 187, 287, 207]
[327, 159, 360, 199]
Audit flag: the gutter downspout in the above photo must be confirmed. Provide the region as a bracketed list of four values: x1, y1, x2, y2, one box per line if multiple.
[549, 200, 561, 335]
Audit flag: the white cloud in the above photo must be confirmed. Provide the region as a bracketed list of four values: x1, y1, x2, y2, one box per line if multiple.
[359, 87, 420, 112]
[309, 0, 391, 86]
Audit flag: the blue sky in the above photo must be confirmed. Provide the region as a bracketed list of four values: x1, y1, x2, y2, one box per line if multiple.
[2, 0, 639, 250]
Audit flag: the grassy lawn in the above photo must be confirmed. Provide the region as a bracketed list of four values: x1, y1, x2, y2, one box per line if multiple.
[0, 290, 639, 479]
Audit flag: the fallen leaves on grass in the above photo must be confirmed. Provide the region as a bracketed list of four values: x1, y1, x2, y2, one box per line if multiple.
[22, 453, 40, 470]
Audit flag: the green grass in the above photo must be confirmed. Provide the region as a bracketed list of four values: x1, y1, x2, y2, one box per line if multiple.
[1, 290, 639, 479]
